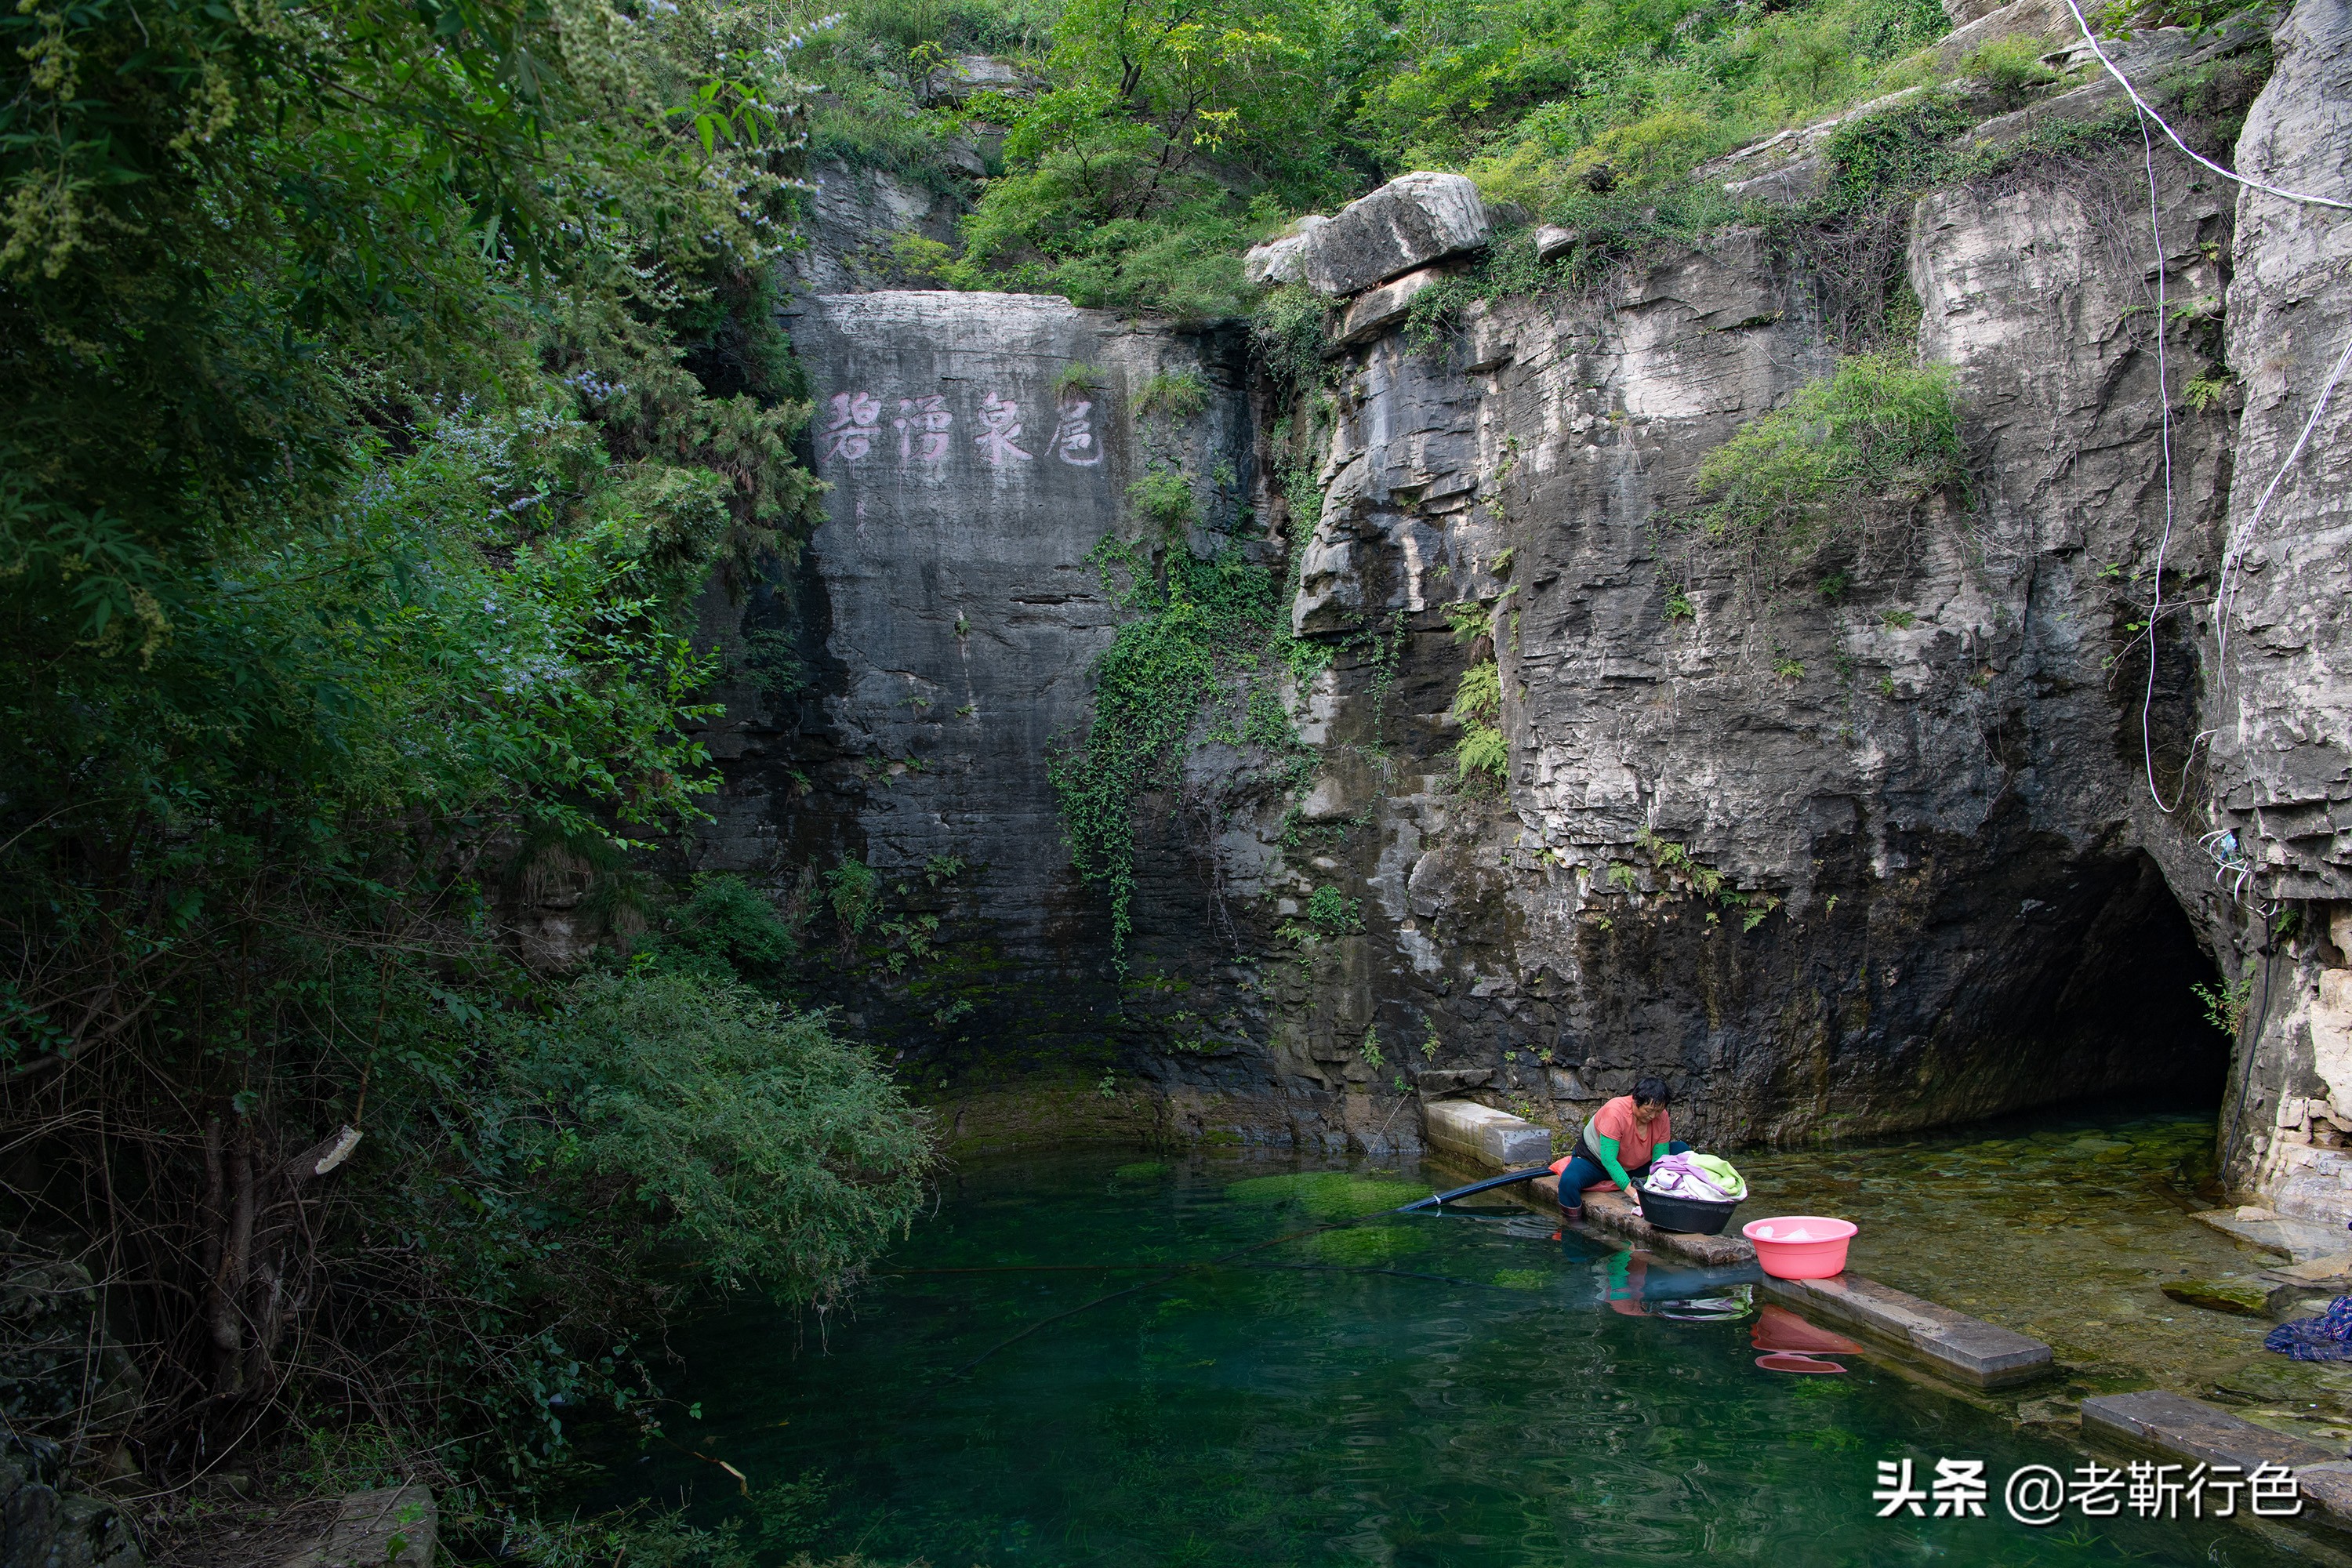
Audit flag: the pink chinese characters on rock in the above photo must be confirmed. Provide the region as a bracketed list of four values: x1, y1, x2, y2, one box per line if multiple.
[1051, 396, 1102, 466]
[822, 386, 1112, 475]
[822, 392, 882, 461]
[895, 395, 952, 463]
[973, 393, 1033, 466]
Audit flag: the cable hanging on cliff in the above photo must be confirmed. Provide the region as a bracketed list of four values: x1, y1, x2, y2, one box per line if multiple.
[2130, 91, 2187, 813]
[2056, 0, 2352, 212]
[2057, 0, 2351, 804]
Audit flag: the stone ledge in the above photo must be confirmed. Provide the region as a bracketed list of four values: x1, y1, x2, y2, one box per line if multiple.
[2192, 1207, 2350, 1263]
[1761, 1273, 2053, 1389]
[281, 1486, 438, 1568]
[1532, 1172, 1756, 1268]
[1497, 1163, 2055, 1391]
[1421, 1100, 1553, 1169]
[1335, 266, 1446, 347]
[2081, 1390, 2352, 1530]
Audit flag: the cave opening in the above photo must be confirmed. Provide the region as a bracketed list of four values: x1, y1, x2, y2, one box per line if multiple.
[1949, 848, 2231, 1124]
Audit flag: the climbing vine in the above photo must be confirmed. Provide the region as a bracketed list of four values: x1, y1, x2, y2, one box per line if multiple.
[1049, 540, 1322, 957]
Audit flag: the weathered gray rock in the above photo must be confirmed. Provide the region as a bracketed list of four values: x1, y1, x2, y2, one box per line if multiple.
[1944, 0, 2009, 25]
[0, 1442, 141, 1568]
[1299, 172, 1490, 297]
[1692, 85, 1933, 203]
[2206, 0, 2352, 1207]
[1335, 266, 1446, 347]
[782, 158, 967, 297]
[920, 54, 1040, 105]
[1926, 0, 2078, 72]
[1243, 216, 1327, 286]
[1531, 225, 1577, 263]
[281, 1486, 437, 1568]
[1260, 143, 2241, 1142]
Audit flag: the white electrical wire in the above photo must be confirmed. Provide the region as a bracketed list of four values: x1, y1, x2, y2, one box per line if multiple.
[2056, 0, 2352, 212]
[2132, 104, 2186, 811]
[2213, 328, 2352, 673]
[2053, 0, 2352, 738]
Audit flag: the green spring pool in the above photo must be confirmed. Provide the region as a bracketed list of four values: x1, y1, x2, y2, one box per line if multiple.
[602, 1147, 2312, 1566]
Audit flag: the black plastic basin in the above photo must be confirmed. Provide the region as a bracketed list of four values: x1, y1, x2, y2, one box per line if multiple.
[1637, 1186, 1742, 1236]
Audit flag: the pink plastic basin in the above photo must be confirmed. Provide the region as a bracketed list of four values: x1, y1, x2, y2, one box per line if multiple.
[1742, 1216, 1857, 1279]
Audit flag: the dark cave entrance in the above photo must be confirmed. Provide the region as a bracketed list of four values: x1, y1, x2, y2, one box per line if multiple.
[1939, 849, 2230, 1120]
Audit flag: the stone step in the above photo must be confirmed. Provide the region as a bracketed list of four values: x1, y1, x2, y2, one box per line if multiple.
[1503, 1165, 2053, 1388]
[1420, 1099, 1555, 1169]
[2081, 1390, 2352, 1530]
[1535, 1173, 1756, 1268]
[1759, 1272, 2053, 1389]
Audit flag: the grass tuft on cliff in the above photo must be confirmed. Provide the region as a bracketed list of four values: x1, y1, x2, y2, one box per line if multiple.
[1693, 351, 1965, 568]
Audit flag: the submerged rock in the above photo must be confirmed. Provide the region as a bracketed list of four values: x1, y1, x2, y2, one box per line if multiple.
[2160, 1277, 2293, 1316]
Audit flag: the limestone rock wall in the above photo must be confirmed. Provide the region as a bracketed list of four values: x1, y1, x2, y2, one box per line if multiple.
[705, 0, 2352, 1181]
[1236, 159, 2235, 1150]
[2199, 0, 2352, 1206]
[695, 290, 1301, 1123]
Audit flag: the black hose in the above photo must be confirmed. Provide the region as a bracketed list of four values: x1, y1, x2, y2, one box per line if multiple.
[1394, 1166, 1555, 1211]
[2220, 938, 2279, 1177]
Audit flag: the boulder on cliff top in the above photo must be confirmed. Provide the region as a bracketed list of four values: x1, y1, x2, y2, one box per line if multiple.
[1243, 216, 1328, 286]
[1297, 172, 1491, 297]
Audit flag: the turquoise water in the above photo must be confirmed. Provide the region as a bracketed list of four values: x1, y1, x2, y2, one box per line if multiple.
[606, 1149, 2307, 1566]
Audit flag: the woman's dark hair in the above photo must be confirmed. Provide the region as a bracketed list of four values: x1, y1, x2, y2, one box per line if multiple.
[1632, 1075, 1670, 1108]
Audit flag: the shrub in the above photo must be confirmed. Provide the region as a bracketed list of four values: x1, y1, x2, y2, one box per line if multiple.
[644, 874, 800, 981]
[1960, 37, 2063, 93]
[1049, 544, 1297, 956]
[1055, 362, 1107, 399]
[1137, 369, 1212, 422]
[1693, 352, 1965, 570]
[1305, 885, 1364, 935]
[1253, 285, 1331, 398]
[495, 971, 935, 1300]
[826, 861, 885, 942]
[1128, 469, 1201, 535]
[1823, 93, 1980, 208]
[1445, 601, 1494, 644]
[949, 144, 1260, 321]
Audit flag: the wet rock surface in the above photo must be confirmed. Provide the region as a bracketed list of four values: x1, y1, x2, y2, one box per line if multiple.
[2161, 1276, 2294, 1315]
[1738, 1110, 2352, 1446]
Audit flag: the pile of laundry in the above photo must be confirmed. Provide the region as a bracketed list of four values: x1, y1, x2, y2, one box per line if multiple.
[2266, 1295, 2352, 1361]
[1642, 1151, 1748, 1203]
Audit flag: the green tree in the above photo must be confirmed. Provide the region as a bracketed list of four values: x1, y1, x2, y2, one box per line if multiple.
[0, 0, 911, 1502]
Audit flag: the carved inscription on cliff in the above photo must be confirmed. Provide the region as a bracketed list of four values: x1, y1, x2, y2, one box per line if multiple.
[818, 386, 1105, 475]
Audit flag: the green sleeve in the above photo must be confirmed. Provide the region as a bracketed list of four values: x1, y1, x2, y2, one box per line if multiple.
[1592, 1130, 1631, 1187]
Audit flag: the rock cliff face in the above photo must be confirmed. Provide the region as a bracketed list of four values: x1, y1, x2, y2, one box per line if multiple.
[695, 289, 1266, 1098]
[2199, 0, 2352, 1210]
[703, 3, 2352, 1185]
